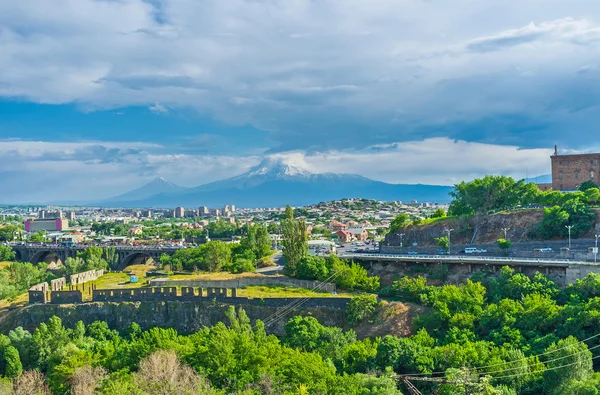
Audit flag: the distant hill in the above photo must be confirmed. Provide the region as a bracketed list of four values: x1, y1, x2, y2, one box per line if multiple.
[528, 174, 552, 184]
[100, 177, 187, 203]
[101, 159, 453, 208]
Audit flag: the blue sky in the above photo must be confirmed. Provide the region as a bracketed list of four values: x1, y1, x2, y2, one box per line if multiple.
[1, 0, 600, 202]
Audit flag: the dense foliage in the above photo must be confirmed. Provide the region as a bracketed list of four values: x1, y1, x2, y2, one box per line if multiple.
[0, 261, 54, 300]
[445, 175, 598, 239]
[160, 225, 272, 273]
[0, 309, 401, 395]
[379, 266, 600, 394]
[292, 255, 380, 292]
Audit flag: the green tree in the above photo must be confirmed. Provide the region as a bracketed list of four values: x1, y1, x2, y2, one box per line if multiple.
[346, 295, 381, 325]
[497, 238, 512, 253]
[538, 205, 570, 239]
[203, 241, 232, 272]
[389, 214, 410, 233]
[4, 345, 23, 378]
[579, 180, 599, 192]
[544, 337, 593, 393]
[584, 188, 600, 205]
[431, 208, 446, 218]
[435, 236, 449, 249]
[282, 205, 308, 277]
[0, 245, 16, 261]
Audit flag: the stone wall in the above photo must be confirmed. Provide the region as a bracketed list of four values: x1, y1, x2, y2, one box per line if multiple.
[29, 282, 48, 292]
[551, 152, 600, 191]
[70, 269, 104, 285]
[149, 276, 336, 293]
[50, 277, 66, 291]
[15, 300, 349, 336]
[33, 286, 351, 310]
[50, 290, 82, 304]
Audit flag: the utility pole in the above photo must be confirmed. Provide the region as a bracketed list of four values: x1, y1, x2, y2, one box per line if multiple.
[566, 225, 574, 250]
[444, 228, 454, 254]
[501, 227, 510, 239]
[400, 233, 405, 250]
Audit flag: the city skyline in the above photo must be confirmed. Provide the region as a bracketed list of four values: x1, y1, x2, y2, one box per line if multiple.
[2, 1, 600, 201]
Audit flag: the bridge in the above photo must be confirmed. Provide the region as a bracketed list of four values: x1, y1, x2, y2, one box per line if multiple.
[11, 245, 180, 270]
[341, 253, 600, 285]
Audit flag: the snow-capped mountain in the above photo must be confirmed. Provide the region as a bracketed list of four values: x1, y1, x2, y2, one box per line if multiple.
[101, 159, 452, 208]
[102, 177, 188, 203]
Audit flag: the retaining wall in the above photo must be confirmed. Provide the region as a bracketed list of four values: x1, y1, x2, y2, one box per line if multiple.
[50, 290, 82, 304]
[149, 276, 336, 293]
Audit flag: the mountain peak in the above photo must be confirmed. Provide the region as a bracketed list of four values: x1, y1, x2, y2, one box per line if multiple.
[247, 157, 312, 178]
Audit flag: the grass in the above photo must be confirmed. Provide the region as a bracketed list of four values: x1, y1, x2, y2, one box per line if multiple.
[418, 216, 456, 226]
[169, 271, 265, 281]
[237, 285, 353, 299]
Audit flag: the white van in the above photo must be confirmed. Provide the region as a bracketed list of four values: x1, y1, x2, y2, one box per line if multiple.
[464, 248, 478, 254]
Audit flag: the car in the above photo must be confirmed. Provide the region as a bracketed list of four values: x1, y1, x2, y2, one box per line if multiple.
[534, 247, 553, 252]
[477, 249, 488, 253]
[407, 251, 418, 255]
[436, 250, 449, 255]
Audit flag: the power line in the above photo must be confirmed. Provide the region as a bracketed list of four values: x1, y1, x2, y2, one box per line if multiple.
[404, 330, 600, 377]
[491, 353, 600, 381]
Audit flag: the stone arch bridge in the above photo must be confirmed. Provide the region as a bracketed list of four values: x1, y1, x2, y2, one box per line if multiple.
[11, 245, 180, 270]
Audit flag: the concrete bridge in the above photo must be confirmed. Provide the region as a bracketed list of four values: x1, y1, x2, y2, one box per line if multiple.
[11, 245, 180, 270]
[342, 253, 600, 285]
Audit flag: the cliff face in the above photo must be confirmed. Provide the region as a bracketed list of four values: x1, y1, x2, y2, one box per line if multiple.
[12, 301, 347, 337]
[384, 210, 547, 247]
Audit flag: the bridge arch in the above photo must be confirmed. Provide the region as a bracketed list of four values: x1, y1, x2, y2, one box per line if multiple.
[13, 249, 23, 262]
[118, 252, 157, 270]
[30, 250, 63, 268]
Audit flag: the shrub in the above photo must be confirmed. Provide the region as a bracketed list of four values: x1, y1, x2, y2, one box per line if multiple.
[346, 295, 381, 325]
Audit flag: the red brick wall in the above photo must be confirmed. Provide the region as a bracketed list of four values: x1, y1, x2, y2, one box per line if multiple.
[551, 153, 600, 191]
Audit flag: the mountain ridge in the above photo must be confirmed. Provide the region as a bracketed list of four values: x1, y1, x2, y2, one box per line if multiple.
[99, 160, 453, 208]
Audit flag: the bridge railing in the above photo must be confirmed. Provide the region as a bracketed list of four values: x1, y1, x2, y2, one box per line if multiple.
[340, 253, 584, 265]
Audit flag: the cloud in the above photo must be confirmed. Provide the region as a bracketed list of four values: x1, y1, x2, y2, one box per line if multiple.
[1, 1, 600, 152]
[0, 137, 560, 203]
[148, 103, 169, 114]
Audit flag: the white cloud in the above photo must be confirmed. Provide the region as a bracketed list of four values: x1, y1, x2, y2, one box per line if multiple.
[0, 138, 558, 203]
[148, 103, 169, 114]
[1, 1, 600, 150]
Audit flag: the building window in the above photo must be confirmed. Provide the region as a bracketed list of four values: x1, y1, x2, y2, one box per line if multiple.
[559, 171, 563, 180]
[592, 171, 596, 179]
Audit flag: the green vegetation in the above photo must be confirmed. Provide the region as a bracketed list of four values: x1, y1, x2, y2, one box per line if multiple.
[389, 214, 411, 233]
[160, 225, 273, 274]
[293, 254, 380, 292]
[497, 238, 512, 252]
[0, 262, 54, 300]
[431, 208, 446, 219]
[0, 310, 402, 394]
[435, 236, 449, 249]
[282, 205, 308, 277]
[346, 294, 381, 325]
[0, 245, 15, 262]
[444, 175, 599, 239]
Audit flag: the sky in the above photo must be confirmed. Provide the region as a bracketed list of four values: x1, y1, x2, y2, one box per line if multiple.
[2, 0, 600, 202]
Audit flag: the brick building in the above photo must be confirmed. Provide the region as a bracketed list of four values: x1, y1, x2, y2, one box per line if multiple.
[550, 146, 600, 191]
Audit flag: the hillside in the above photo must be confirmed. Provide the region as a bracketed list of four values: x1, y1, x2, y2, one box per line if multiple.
[384, 209, 600, 247]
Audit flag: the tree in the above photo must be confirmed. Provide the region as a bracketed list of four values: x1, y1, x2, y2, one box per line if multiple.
[203, 241, 231, 272]
[431, 208, 446, 219]
[4, 345, 23, 378]
[389, 214, 410, 233]
[578, 180, 599, 192]
[0, 245, 16, 261]
[538, 205, 570, 239]
[544, 337, 593, 393]
[346, 295, 381, 325]
[584, 188, 600, 205]
[435, 236, 449, 249]
[282, 205, 308, 277]
[497, 238, 512, 253]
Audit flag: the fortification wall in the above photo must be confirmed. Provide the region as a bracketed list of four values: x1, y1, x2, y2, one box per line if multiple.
[35, 286, 351, 310]
[149, 276, 336, 293]
[70, 269, 104, 285]
[14, 300, 348, 336]
[29, 282, 48, 292]
[50, 277, 66, 291]
[50, 290, 82, 304]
